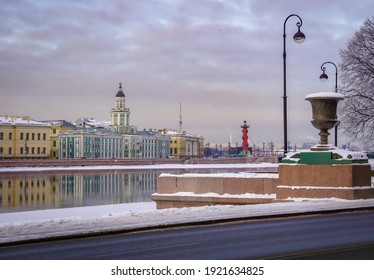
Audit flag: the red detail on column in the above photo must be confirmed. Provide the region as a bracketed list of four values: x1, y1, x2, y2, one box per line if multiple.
[241, 120, 250, 154]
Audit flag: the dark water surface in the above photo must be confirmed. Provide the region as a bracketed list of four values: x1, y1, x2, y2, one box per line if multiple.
[0, 168, 250, 213]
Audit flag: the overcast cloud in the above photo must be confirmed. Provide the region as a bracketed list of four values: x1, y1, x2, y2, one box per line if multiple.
[0, 0, 372, 147]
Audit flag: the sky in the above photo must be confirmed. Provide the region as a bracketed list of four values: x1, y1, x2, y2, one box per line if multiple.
[0, 0, 372, 147]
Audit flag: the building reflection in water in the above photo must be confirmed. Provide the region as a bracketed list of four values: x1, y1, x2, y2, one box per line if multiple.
[0, 171, 159, 213]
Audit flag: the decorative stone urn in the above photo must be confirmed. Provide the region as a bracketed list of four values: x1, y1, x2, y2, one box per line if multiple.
[305, 92, 344, 150]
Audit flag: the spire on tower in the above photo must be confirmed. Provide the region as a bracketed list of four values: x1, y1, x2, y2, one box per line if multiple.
[116, 82, 125, 98]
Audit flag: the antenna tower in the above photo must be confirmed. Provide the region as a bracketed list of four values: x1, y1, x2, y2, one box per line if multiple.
[179, 102, 183, 131]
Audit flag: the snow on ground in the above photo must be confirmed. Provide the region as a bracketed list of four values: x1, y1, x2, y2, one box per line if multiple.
[2, 199, 374, 245]
[0, 160, 373, 245]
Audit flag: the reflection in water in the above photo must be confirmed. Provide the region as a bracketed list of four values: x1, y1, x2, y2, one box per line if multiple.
[0, 168, 247, 213]
[0, 171, 159, 213]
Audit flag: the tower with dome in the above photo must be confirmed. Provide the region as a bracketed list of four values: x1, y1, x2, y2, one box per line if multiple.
[109, 83, 137, 135]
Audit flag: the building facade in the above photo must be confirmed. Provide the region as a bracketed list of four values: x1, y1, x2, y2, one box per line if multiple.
[40, 120, 76, 159]
[0, 116, 52, 159]
[164, 129, 204, 159]
[58, 128, 123, 159]
[23, 82, 204, 160]
[138, 129, 171, 159]
[122, 134, 142, 158]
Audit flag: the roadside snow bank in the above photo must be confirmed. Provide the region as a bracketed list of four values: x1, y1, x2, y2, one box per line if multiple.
[1, 199, 374, 244]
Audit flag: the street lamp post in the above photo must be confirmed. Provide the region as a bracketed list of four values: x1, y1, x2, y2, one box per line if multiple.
[319, 61, 338, 146]
[283, 14, 306, 156]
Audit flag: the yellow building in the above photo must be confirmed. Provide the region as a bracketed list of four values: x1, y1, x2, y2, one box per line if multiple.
[0, 116, 52, 159]
[40, 120, 76, 159]
[163, 129, 204, 159]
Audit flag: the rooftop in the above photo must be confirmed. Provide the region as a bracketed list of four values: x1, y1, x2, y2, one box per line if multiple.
[0, 116, 51, 127]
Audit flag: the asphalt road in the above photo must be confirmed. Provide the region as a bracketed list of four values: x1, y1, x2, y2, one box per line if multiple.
[1, 211, 374, 260]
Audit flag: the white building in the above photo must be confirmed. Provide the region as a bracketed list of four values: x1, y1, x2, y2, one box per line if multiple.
[59, 128, 123, 159]
[109, 83, 137, 135]
[138, 129, 170, 159]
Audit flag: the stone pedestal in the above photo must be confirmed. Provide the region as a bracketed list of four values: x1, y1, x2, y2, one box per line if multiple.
[277, 163, 374, 200]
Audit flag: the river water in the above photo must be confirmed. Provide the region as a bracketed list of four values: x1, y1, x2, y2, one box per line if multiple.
[0, 168, 248, 213]
[0, 170, 165, 213]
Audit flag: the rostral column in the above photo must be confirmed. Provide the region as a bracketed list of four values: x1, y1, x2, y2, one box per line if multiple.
[241, 120, 249, 155]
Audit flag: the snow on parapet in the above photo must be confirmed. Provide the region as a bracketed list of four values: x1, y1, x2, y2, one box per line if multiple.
[332, 148, 368, 160]
[159, 172, 279, 179]
[283, 148, 368, 163]
[152, 191, 276, 199]
[305, 91, 344, 100]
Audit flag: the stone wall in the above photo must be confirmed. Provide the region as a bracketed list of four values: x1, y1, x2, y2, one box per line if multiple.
[152, 163, 374, 209]
[152, 173, 281, 209]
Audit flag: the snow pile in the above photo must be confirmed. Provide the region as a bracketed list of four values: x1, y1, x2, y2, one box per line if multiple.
[152, 191, 277, 199]
[159, 172, 278, 178]
[2, 199, 374, 244]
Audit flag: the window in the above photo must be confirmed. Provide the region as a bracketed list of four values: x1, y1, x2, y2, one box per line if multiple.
[8, 147, 12, 155]
[20, 133, 24, 140]
[43, 133, 46, 140]
[8, 133, 12, 140]
[0, 132, 3, 140]
[0, 147, 2, 154]
[20, 147, 24, 154]
[26, 133, 29, 140]
[37, 133, 41, 140]
[32, 133, 35, 140]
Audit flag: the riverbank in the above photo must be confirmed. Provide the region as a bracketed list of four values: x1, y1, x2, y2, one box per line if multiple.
[0, 162, 279, 174]
[0, 156, 278, 168]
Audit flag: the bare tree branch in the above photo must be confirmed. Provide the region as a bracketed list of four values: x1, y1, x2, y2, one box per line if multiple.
[339, 17, 374, 148]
